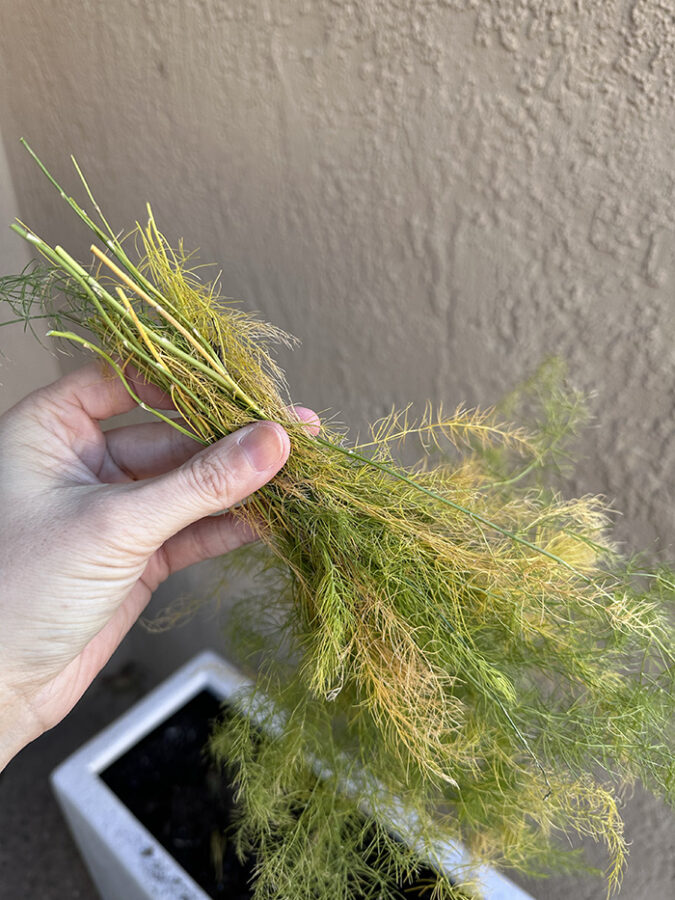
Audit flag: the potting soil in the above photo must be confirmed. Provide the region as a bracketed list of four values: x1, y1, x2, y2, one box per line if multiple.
[101, 690, 445, 899]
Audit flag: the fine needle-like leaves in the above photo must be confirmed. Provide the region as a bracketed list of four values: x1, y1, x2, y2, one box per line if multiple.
[1, 144, 673, 900]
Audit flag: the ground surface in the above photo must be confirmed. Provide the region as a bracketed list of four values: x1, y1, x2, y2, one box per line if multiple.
[0, 660, 150, 899]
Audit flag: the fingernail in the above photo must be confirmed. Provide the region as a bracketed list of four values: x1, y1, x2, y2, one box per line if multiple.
[237, 422, 287, 472]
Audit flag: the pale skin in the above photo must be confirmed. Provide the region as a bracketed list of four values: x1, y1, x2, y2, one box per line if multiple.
[0, 362, 318, 772]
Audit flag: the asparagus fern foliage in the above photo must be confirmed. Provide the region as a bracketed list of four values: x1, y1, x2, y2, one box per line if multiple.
[1, 143, 673, 899]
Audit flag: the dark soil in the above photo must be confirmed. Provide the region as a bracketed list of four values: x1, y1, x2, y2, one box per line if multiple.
[101, 691, 250, 898]
[101, 690, 444, 899]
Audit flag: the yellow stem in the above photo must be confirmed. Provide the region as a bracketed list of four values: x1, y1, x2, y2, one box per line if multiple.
[90, 243, 265, 417]
[91, 245, 221, 371]
[115, 287, 169, 372]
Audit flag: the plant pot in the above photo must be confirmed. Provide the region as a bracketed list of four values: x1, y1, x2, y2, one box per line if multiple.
[51, 651, 534, 900]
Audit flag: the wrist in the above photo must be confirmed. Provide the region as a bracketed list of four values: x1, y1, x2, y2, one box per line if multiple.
[0, 679, 42, 772]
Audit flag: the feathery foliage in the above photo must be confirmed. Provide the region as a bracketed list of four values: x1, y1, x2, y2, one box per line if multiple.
[1, 143, 673, 899]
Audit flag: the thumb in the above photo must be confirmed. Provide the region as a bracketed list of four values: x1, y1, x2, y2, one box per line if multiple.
[113, 421, 290, 547]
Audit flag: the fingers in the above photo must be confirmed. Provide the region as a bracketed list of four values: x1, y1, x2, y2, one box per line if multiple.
[33, 364, 320, 442]
[103, 420, 203, 481]
[291, 406, 321, 436]
[102, 405, 320, 483]
[38, 361, 174, 421]
[145, 514, 258, 589]
[113, 421, 290, 547]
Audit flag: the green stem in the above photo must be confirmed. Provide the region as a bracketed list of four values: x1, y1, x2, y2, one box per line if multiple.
[0, 313, 55, 327]
[432, 604, 551, 792]
[315, 436, 604, 590]
[13, 222, 263, 424]
[21, 140, 232, 377]
[19, 139, 114, 250]
[47, 330, 208, 443]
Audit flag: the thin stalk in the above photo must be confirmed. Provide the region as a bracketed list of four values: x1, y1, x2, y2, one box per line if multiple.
[90, 244, 267, 417]
[21, 140, 220, 366]
[19, 139, 115, 250]
[13, 226, 124, 346]
[90, 245, 226, 376]
[47, 330, 206, 442]
[315, 436, 607, 590]
[435, 608, 551, 794]
[12, 224, 260, 424]
[0, 313, 55, 327]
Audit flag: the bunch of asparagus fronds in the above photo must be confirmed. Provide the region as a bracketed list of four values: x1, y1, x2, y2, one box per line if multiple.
[1, 143, 673, 899]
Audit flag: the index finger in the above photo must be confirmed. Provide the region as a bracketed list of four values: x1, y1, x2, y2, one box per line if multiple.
[40, 361, 175, 421]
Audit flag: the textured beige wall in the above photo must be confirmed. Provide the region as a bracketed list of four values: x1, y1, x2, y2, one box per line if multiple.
[0, 2, 673, 897]
[0, 130, 60, 410]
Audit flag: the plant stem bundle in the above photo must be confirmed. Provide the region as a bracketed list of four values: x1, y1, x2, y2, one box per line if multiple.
[1, 144, 673, 899]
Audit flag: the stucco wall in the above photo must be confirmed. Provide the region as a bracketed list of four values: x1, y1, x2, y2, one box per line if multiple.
[0, 2, 673, 897]
[0, 130, 60, 408]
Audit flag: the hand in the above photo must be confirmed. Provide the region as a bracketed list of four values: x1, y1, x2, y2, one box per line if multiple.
[0, 362, 316, 769]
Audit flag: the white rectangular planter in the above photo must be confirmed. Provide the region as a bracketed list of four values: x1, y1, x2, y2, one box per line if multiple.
[51, 651, 535, 900]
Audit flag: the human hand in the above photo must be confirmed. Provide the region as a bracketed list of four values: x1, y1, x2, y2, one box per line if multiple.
[0, 362, 316, 769]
